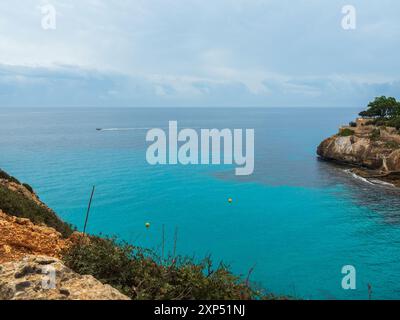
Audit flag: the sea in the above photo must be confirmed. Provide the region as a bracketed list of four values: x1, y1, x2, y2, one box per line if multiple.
[1, 107, 400, 300]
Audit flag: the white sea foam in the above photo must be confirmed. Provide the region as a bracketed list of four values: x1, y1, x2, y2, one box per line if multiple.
[369, 179, 395, 187]
[344, 169, 396, 188]
[344, 169, 374, 185]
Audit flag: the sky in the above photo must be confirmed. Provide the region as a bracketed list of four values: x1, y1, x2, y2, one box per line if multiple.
[0, 0, 399, 107]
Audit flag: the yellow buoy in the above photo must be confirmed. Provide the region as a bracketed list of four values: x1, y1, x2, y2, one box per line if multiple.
[228, 198, 233, 203]
[145, 222, 151, 229]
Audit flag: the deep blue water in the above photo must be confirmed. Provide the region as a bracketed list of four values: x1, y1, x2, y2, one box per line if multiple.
[1, 107, 400, 300]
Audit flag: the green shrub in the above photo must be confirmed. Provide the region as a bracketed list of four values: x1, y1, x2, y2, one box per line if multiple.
[359, 96, 400, 118]
[22, 183, 34, 193]
[63, 236, 277, 300]
[366, 119, 377, 126]
[1, 169, 34, 194]
[363, 116, 400, 129]
[374, 119, 387, 126]
[386, 117, 400, 130]
[370, 128, 381, 140]
[338, 128, 355, 137]
[349, 121, 357, 127]
[0, 184, 74, 237]
[0, 170, 20, 184]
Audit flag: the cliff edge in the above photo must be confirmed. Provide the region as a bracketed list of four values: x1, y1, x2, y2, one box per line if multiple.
[0, 255, 129, 300]
[0, 170, 130, 300]
[317, 118, 400, 186]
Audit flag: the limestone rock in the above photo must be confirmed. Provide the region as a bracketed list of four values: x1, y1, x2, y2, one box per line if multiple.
[0, 179, 42, 206]
[317, 135, 392, 170]
[0, 255, 130, 300]
[0, 210, 70, 263]
[317, 123, 400, 186]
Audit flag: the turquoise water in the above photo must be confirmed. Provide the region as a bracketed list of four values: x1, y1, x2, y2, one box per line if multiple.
[1, 107, 400, 299]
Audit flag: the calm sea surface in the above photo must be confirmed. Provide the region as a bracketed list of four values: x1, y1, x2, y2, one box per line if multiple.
[1, 107, 400, 299]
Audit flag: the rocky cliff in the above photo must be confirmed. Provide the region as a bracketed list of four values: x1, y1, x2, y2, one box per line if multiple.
[317, 121, 400, 186]
[0, 255, 129, 300]
[0, 170, 130, 300]
[0, 210, 71, 263]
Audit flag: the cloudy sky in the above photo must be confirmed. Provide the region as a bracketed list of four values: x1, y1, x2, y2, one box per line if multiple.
[0, 0, 399, 107]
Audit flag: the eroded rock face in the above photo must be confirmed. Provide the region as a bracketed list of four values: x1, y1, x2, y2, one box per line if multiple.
[0, 179, 42, 206]
[0, 255, 130, 300]
[386, 149, 400, 172]
[0, 210, 71, 263]
[317, 125, 400, 186]
[317, 135, 394, 170]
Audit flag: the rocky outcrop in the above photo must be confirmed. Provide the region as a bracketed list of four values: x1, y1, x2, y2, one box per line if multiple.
[0, 208, 130, 300]
[0, 210, 71, 264]
[317, 123, 400, 186]
[0, 171, 73, 238]
[0, 178, 42, 206]
[0, 171, 130, 300]
[317, 135, 398, 170]
[0, 255, 130, 300]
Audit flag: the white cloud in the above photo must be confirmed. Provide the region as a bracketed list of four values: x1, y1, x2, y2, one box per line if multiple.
[1, 64, 399, 108]
[0, 0, 399, 107]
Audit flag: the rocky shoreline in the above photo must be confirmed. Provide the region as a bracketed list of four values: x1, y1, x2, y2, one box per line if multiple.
[317, 118, 400, 187]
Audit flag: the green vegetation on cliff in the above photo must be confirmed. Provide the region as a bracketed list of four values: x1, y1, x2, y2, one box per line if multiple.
[0, 169, 74, 238]
[63, 236, 275, 300]
[0, 170, 21, 185]
[338, 128, 355, 137]
[359, 96, 400, 129]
